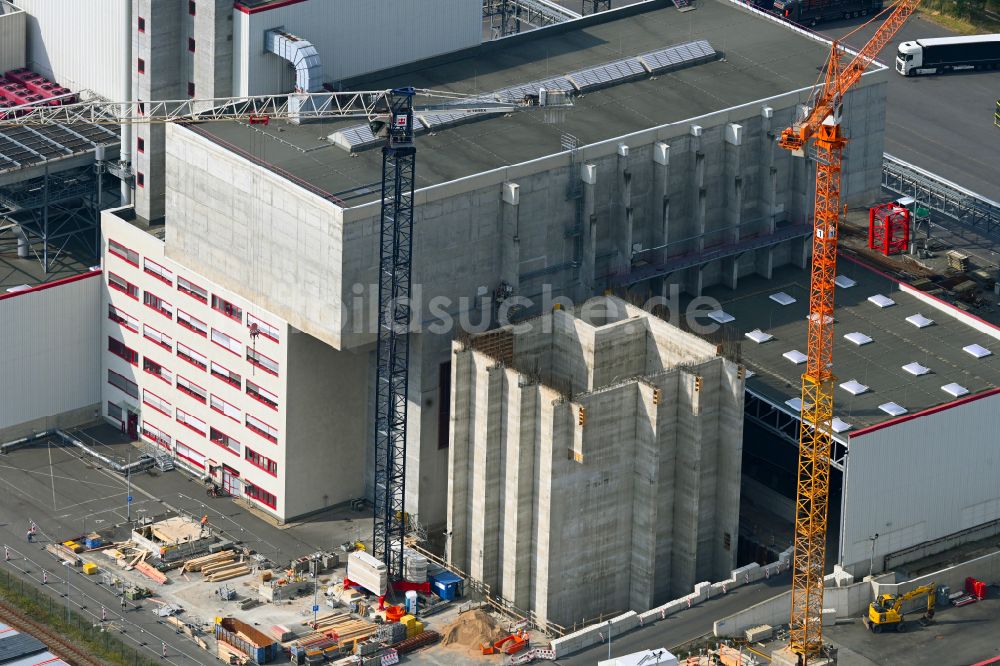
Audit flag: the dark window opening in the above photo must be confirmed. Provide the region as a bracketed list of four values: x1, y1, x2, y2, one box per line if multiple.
[438, 360, 451, 449]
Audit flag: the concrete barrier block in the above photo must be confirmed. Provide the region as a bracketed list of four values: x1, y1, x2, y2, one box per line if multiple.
[639, 608, 662, 623]
[663, 599, 686, 615]
[710, 581, 729, 596]
[822, 608, 836, 626]
[611, 612, 639, 633]
[693, 581, 712, 601]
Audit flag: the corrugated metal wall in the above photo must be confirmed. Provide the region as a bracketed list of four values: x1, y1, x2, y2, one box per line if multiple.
[0, 274, 102, 437]
[13, 0, 126, 99]
[235, 0, 482, 95]
[842, 393, 1000, 571]
[0, 2, 26, 74]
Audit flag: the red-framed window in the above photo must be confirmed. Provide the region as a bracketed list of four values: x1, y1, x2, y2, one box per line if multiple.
[187, 81, 195, 97]
[144, 258, 173, 285]
[107, 401, 123, 423]
[143, 357, 172, 384]
[246, 380, 277, 410]
[188, 37, 196, 52]
[245, 447, 277, 476]
[246, 347, 278, 376]
[177, 275, 208, 303]
[210, 427, 240, 455]
[137, 16, 145, 32]
[244, 482, 276, 509]
[137, 101, 145, 116]
[210, 394, 240, 422]
[143, 324, 172, 351]
[176, 409, 206, 436]
[175, 440, 205, 469]
[211, 294, 242, 323]
[142, 389, 172, 417]
[137, 58, 145, 74]
[108, 368, 138, 398]
[137, 136, 145, 153]
[177, 309, 207, 336]
[143, 290, 173, 319]
[245, 413, 277, 443]
[210, 361, 241, 389]
[141, 421, 171, 450]
[108, 304, 139, 333]
[188, 0, 196, 15]
[108, 239, 139, 266]
[108, 272, 139, 299]
[108, 336, 138, 366]
[176, 374, 207, 403]
[137, 172, 145, 188]
[176, 343, 207, 371]
[211, 329, 242, 356]
[247, 313, 279, 343]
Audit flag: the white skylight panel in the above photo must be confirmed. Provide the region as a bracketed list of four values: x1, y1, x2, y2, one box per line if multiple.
[844, 332, 873, 346]
[839, 379, 869, 395]
[831, 417, 853, 433]
[879, 402, 907, 417]
[835, 275, 857, 288]
[868, 294, 896, 308]
[783, 350, 807, 364]
[941, 383, 969, 397]
[902, 362, 930, 376]
[906, 314, 934, 328]
[785, 398, 802, 411]
[963, 344, 992, 358]
[770, 292, 796, 306]
[707, 310, 735, 324]
[744, 369, 755, 378]
[745, 329, 773, 344]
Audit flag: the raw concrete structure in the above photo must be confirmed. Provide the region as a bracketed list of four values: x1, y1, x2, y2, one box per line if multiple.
[446, 297, 744, 627]
[163, 0, 889, 530]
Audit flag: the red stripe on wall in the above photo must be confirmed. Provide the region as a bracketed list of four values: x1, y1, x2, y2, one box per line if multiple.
[0, 269, 102, 302]
[234, 0, 309, 14]
[849, 387, 1000, 438]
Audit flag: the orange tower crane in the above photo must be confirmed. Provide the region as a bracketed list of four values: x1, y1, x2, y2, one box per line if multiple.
[776, 1, 920, 661]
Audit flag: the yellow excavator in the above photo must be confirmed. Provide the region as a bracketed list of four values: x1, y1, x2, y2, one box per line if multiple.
[864, 583, 936, 633]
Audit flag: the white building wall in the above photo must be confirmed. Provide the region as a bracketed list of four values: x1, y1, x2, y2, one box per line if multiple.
[841, 390, 1000, 573]
[100, 209, 290, 519]
[0, 1, 26, 75]
[0, 272, 102, 440]
[233, 0, 482, 95]
[13, 0, 127, 99]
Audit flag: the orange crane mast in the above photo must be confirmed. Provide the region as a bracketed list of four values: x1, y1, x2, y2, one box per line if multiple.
[776, 0, 921, 661]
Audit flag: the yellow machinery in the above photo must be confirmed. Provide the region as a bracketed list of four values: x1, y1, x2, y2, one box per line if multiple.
[863, 583, 936, 633]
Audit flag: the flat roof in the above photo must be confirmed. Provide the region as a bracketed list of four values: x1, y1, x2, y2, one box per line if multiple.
[193, 0, 840, 206]
[699, 258, 1000, 432]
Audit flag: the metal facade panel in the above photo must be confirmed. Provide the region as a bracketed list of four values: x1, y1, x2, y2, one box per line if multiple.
[842, 392, 1000, 571]
[0, 4, 26, 74]
[14, 0, 126, 100]
[0, 273, 102, 434]
[240, 0, 482, 96]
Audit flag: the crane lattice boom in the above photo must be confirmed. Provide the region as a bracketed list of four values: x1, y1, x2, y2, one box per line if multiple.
[778, 1, 921, 661]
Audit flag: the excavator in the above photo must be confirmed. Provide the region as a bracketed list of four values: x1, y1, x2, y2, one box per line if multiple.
[863, 583, 936, 633]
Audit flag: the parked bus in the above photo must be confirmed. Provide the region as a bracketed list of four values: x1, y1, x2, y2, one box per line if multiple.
[773, 0, 883, 26]
[896, 34, 1000, 75]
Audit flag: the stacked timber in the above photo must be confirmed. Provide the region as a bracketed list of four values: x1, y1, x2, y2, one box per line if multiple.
[182, 550, 235, 573]
[205, 561, 252, 582]
[134, 560, 168, 584]
[347, 551, 387, 595]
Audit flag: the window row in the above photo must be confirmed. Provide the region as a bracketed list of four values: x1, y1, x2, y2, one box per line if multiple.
[108, 304, 139, 333]
[108, 369, 138, 399]
[244, 482, 277, 509]
[245, 447, 278, 476]
[210, 427, 240, 455]
[108, 239, 139, 266]
[141, 421, 171, 450]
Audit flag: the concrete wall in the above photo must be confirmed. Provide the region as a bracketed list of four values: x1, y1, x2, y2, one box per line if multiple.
[841, 391, 1000, 575]
[0, 1, 25, 75]
[0, 272, 102, 441]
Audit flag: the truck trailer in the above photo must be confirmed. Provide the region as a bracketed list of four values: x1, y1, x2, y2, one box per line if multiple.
[773, 0, 883, 26]
[896, 34, 1000, 75]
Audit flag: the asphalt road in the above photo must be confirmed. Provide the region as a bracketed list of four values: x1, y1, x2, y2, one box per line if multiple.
[554, 572, 791, 665]
[817, 13, 1000, 202]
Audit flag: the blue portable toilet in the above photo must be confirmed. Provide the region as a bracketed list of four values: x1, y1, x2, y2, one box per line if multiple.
[429, 570, 463, 601]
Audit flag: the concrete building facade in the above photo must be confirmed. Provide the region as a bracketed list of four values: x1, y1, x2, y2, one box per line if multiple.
[446, 297, 744, 627]
[100, 208, 368, 521]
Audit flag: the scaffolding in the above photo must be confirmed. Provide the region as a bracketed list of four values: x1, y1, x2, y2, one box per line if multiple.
[483, 0, 579, 38]
[582, 0, 612, 14]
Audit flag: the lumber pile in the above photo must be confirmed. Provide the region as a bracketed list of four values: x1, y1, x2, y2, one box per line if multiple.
[217, 641, 251, 665]
[182, 550, 235, 573]
[206, 562, 252, 582]
[134, 560, 168, 585]
[301, 611, 376, 644]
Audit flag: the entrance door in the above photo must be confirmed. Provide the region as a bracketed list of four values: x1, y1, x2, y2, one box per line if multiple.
[126, 411, 139, 440]
[222, 466, 241, 497]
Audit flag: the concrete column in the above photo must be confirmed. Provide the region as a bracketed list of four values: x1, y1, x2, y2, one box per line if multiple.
[500, 182, 520, 291]
[653, 142, 670, 259]
[755, 247, 774, 280]
[670, 369, 704, 596]
[446, 348, 473, 568]
[617, 144, 634, 274]
[468, 355, 495, 585]
[502, 375, 534, 609]
[759, 106, 778, 234]
[579, 164, 598, 301]
[686, 266, 704, 298]
[791, 236, 811, 269]
[724, 123, 743, 245]
[722, 256, 739, 290]
[690, 126, 706, 254]
[629, 383, 659, 611]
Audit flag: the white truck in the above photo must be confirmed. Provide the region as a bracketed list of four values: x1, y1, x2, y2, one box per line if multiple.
[896, 34, 1000, 76]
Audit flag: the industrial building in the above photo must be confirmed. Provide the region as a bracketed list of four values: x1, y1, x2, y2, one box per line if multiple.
[446, 297, 743, 627]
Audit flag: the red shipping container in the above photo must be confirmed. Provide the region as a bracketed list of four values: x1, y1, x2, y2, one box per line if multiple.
[966, 577, 977, 594]
[975, 581, 987, 600]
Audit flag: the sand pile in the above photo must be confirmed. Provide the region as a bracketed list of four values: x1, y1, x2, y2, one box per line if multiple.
[439, 609, 503, 649]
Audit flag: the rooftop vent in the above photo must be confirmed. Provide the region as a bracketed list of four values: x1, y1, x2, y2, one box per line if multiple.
[265, 29, 323, 93]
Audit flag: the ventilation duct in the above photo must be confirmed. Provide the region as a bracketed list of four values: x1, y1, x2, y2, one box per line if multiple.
[265, 28, 324, 93]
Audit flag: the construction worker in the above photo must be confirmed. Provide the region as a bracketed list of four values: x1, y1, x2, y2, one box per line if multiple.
[200, 514, 209, 527]
[26, 524, 36, 543]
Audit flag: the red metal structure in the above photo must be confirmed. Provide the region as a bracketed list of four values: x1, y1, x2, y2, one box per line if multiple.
[869, 203, 910, 256]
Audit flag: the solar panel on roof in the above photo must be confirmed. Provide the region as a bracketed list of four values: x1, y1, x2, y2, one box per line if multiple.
[567, 57, 646, 92]
[638, 40, 718, 74]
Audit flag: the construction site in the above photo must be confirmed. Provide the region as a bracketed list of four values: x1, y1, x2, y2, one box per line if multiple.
[1, 0, 1000, 665]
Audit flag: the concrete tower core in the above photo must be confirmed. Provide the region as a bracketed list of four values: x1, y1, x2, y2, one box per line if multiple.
[446, 296, 745, 628]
